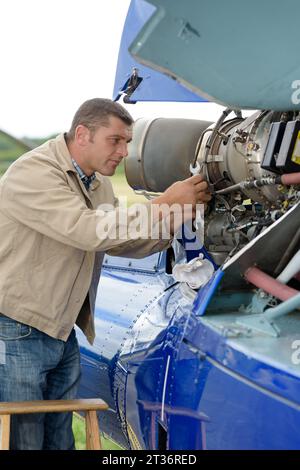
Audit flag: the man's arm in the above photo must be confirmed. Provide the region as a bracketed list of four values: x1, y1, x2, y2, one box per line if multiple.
[0, 158, 210, 254]
[106, 175, 211, 258]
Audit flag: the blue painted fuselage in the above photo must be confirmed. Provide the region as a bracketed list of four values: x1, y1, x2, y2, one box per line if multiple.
[77, 250, 300, 450]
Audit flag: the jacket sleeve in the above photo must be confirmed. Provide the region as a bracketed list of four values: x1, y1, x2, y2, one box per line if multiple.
[105, 195, 172, 258]
[0, 156, 172, 254]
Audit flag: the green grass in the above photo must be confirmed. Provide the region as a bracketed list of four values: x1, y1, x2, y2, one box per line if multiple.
[72, 413, 122, 450]
[0, 130, 32, 175]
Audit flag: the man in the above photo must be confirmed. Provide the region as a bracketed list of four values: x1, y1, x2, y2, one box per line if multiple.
[0, 98, 210, 449]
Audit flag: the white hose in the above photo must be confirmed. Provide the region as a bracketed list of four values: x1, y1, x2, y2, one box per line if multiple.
[277, 248, 300, 284]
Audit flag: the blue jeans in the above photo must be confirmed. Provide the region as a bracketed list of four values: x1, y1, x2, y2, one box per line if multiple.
[0, 314, 81, 450]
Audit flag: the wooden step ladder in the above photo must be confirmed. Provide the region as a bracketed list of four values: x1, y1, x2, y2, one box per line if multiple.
[0, 398, 108, 450]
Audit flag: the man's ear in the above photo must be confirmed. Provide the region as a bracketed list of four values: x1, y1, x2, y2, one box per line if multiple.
[75, 125, 90, 146]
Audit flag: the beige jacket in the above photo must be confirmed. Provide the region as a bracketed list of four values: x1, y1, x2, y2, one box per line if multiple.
[0, 134, 170, 344]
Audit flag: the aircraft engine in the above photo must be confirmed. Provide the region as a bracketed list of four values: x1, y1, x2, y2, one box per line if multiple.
[125, 110, 300, 264]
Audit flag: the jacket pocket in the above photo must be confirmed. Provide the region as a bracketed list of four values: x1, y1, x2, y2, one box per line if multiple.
[0, 315, 31, 340]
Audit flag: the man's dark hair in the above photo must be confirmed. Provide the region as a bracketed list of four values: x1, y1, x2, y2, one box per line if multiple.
[66, 98, 134, 140]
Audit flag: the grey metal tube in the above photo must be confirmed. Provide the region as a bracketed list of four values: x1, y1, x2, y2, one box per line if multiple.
[264, 292, 300, 321]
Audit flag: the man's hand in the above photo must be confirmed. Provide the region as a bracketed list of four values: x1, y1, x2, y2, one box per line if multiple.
[151, 175, 212, 232]
[160, 174, 211, 207]
[154, 174, 212, 213]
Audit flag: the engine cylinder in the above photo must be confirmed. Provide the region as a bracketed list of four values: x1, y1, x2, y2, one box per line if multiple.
[125, 117, 212, 192]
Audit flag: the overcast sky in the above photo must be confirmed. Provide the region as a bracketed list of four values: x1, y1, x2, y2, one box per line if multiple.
[0, 0, 224, 138]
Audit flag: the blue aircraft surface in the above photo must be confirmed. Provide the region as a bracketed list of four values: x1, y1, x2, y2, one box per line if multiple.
[77, 0, 300, 449]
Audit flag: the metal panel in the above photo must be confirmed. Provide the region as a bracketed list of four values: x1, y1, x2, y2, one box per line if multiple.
[129, 0, 300, 110]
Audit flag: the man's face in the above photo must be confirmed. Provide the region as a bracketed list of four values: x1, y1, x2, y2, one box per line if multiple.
[84, 116, 133, 176]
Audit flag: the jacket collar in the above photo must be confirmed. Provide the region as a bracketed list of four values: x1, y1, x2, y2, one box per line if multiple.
[54, 133, 101, 192]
